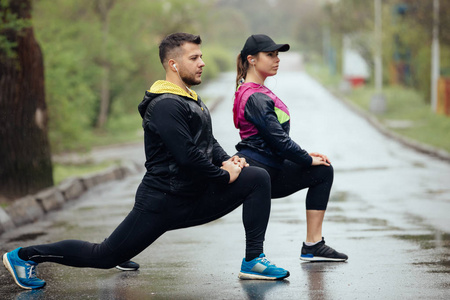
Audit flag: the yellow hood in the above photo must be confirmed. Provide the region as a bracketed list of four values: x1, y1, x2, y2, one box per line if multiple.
[148, 80, 198, 101]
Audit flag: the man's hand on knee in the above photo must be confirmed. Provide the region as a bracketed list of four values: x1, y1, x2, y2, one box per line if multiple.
[229, 155, 250, 169]
[221, 160, 242, 183]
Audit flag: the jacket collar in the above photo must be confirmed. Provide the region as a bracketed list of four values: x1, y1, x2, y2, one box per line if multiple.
[148, 80, 198, 101]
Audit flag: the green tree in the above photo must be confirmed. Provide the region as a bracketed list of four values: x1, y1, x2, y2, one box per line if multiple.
[32, 0, 215, 153]
[33, 0, 102, 152]
[322, 0, 450, 104]
[390, 0, 450, 101]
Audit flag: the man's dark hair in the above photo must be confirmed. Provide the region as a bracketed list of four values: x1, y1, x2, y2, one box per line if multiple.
[159, 33, 202, 68]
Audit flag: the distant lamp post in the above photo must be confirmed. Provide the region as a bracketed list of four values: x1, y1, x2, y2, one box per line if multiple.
[370, 0, 386, 114]
[430, 0, 440, 112]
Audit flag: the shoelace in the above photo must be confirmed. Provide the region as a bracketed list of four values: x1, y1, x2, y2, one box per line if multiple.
[26, 263, 38, 279]
[260, 257, 276, 267]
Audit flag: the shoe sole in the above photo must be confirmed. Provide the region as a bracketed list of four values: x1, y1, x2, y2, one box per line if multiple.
[300, 255, 347, 262]
[2, 253, 45, 290]
[238, 271, 290, 280]
[115, 265, 139, 271]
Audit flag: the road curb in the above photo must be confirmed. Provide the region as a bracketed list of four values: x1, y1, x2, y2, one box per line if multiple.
[0, 160, 142, 237]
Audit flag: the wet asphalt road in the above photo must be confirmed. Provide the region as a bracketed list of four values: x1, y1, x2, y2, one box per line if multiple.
[1, 53, 449, 299]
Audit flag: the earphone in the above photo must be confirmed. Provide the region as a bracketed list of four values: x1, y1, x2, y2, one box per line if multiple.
[172, 62, 192, 95]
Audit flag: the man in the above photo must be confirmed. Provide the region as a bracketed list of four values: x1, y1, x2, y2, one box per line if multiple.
[2, 32, 289, 290]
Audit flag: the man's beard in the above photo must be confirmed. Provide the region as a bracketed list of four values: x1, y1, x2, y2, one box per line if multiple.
[180, 72, 201, 86]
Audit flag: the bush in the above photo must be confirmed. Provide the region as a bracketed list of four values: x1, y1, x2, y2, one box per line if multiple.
[201, 46, 234, 81]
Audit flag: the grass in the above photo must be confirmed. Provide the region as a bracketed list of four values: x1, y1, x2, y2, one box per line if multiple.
[51, 113, 143, 185]
[53, 160, 120, 185]
[306, 62, 450, 154]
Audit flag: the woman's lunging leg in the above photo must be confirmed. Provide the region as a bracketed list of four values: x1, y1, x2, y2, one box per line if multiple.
[176, 166, 272, 261]
[240, 167, 271, 260]
[261, 160, 334, 243]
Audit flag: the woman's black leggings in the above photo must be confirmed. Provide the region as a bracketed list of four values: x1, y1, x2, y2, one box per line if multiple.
[237, 154, 334, 210]
[19, 167, 271, 268]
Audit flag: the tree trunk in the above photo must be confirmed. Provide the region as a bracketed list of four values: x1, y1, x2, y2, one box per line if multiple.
[96, 17, 111, 129]
[95, 0, 115, 129]
[0, 0, 53, 200]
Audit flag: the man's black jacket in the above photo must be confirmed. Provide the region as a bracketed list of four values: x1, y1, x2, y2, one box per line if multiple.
[138, 90, 230, 197]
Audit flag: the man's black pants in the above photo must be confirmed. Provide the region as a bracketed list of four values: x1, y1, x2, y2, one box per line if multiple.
[20, 166, 271, 268]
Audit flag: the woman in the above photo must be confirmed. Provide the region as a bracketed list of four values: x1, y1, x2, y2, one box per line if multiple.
[233, 34, 347, 262]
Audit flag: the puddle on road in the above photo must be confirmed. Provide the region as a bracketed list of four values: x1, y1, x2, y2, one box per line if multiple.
[412, 161, 426, 168]
[335, 166, 390, 173]
[329, 191, 349, 203]
[327, 215, 390, 227]
[393, 232, 450, 250]
[48, 220, 78, 231]
[76, 206, 97, 211]
[426, 188, 450, 195]
[277, 219, 303, 225]
[7, 231, 46, 243]
[414, 260, 450, 274]
[394, 231, 450, 274]
[240, 279, 290, 299]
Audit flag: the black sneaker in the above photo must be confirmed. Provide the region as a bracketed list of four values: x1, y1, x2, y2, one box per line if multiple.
[115, 260, 140, 271]
[300, 238, 348, 262]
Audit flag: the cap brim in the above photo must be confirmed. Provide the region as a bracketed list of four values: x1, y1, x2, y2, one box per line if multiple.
[262, 43, 290, 52]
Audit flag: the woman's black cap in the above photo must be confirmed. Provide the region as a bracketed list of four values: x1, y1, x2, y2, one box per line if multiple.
[240, 34, 290, 62]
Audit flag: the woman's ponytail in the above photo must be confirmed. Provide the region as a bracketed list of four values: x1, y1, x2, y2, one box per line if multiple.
[236, 53, 249, 90]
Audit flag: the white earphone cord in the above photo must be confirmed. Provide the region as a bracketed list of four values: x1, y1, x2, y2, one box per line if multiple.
[174, 65, 192, 95]
[253, 64, 265, 88]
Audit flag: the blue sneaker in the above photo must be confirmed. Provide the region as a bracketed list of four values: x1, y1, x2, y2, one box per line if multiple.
[2, 248, 46, 289]
[238, 253, 290, 280]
